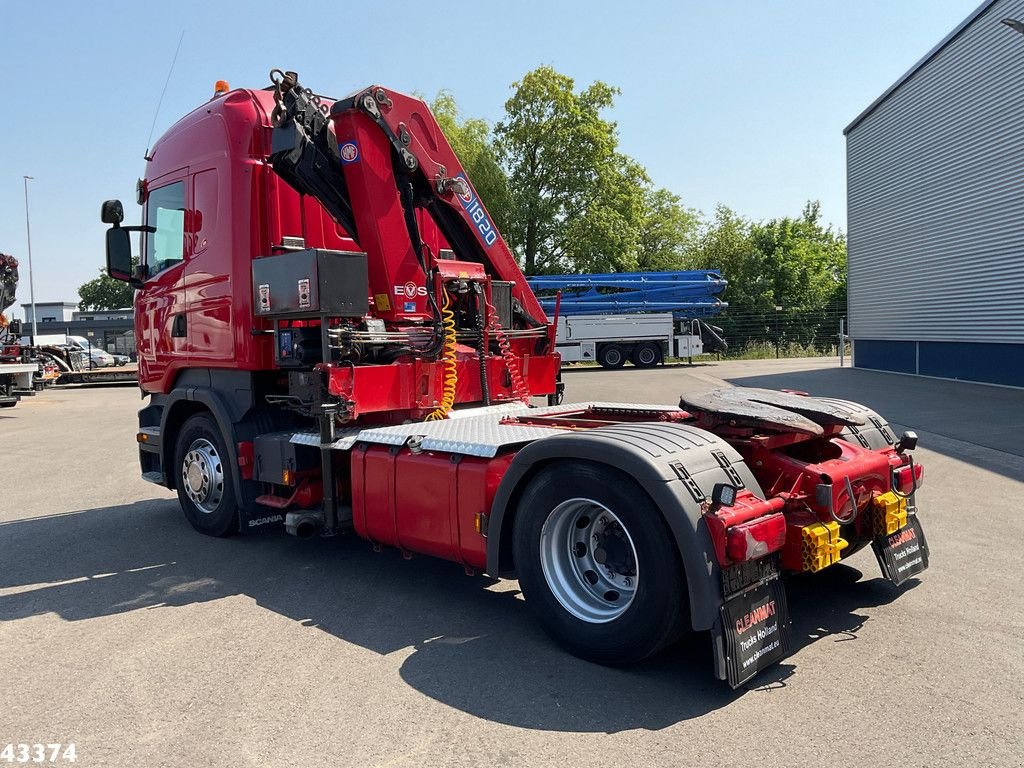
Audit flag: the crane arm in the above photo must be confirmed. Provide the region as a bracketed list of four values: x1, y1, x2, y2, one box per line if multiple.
[267, 71, 547, 329]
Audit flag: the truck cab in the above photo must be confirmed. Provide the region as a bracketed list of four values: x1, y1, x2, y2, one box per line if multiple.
[126, 89, 359, 393]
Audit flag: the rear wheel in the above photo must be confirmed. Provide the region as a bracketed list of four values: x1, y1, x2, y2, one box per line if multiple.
[597, 344, 626, 369]
[631, 342, 661, 369]
[174, 413, 237, 537]
[513, 461, 687, 665]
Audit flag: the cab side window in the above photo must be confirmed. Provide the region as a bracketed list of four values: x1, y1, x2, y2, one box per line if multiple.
[145, 182, 186, 275]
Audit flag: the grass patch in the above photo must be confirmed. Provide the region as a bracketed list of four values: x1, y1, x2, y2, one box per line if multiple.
[723, 341, 850, 360]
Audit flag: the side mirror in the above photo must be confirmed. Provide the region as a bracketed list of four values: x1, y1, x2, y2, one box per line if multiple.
[101, 199, 124, 225]
[106, 228, 134, 283]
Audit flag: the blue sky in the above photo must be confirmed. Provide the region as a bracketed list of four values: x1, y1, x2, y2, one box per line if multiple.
[1, 0, 982, 311]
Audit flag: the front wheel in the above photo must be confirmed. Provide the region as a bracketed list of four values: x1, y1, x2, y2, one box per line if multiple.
[174, 413, 238, 537]
[512, 461, 687, 665]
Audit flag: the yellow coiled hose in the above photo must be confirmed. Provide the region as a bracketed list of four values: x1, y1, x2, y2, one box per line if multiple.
[425, 288, 458, 421]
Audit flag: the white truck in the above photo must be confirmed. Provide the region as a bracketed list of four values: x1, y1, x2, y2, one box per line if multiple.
[555, 313, 714, 368]
[0, 361, 37, 407]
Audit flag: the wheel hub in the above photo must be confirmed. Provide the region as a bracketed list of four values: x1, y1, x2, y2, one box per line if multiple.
[181, 438, 224, 514]
[593, 525, 635, 575]
[539, 498, 639, 623]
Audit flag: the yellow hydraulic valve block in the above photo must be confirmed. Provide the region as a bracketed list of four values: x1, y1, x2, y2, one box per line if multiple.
[870, 491, 908, 537]
[801, 521, 848, 572]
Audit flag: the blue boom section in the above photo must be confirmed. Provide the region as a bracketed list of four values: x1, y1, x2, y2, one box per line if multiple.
[526, 270, 727, 317]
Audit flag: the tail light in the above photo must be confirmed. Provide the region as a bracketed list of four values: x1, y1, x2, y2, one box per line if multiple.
[725, 514, 787, 562]
[704, 492, 786, 566]
[894, 460, 924, 494]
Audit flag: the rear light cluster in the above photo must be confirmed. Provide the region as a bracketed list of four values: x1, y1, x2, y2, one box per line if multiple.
[894, 461, 924, 495]
[704, 492, 787, 567]
[725, 516, 787, 562]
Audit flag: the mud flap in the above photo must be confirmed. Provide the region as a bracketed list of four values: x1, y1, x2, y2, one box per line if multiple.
[872, 515, 929, 586]
[712, 576, 791, 688]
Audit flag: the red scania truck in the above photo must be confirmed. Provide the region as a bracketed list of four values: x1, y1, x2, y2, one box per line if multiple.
[101, 71, 927, 687]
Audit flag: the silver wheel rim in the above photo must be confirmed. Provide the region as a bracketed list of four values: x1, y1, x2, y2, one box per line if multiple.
[539, 498, 638, 623]
[182, 438, 224, 514]
[604, 348, 623, 366]
[637, 346, 657, 365]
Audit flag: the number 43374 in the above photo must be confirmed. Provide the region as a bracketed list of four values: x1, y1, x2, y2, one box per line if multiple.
[1, 744, 76, 763]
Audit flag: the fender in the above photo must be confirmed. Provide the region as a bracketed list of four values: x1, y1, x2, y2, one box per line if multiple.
[155, 369, 260, 531]
[818, 397, 897, 450]
[487, 422, 765, 632]
[160, 386, 246, 494]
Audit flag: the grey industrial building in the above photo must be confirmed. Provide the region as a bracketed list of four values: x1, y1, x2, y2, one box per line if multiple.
[21, 302, 135, 357]
[845, 0, 1024, 387]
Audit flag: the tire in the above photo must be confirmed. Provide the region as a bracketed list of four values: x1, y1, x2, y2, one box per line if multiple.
[630, 342, 661, 369]
[174, 413, 238, 537]
[597, 344, 626, 369]
[513, 461, 687, 665]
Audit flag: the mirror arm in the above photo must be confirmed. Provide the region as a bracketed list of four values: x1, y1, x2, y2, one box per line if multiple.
[121, 225, 156, 234]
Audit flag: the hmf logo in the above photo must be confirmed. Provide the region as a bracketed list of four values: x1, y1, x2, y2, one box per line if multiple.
[339, 142, 359, 163]
[454, 173, 498, 247]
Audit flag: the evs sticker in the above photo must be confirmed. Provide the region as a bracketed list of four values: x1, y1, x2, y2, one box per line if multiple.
[453, 173, 498, 248]
[394, 282, 428, 297]
[340, 142, 359, 163]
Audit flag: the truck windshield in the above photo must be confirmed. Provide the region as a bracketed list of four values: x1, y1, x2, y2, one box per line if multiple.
[146, 182, 186, 275]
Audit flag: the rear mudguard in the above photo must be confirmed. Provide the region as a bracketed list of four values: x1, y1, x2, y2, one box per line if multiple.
[487, 422, 764, 632]
[820, 398, 898, 450]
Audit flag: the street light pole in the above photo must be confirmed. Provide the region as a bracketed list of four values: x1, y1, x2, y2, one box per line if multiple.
[22, 175, 37, 343]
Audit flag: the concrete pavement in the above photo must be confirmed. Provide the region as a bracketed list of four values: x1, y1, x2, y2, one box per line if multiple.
[1, 360, 1021, 767]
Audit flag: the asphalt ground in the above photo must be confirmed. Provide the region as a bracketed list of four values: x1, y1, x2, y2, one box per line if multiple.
[1, 358, 1021, 767]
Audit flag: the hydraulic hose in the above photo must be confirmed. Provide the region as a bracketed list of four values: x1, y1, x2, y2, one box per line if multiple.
[476, 289, 490, 406]
[488, 299, 531, 404]
[425, 289, 458, 421]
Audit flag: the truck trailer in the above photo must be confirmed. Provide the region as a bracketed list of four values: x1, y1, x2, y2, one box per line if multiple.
[552, 312, 717, 368]
[528, 270, 729, 367]
[100, 71, 928, 687]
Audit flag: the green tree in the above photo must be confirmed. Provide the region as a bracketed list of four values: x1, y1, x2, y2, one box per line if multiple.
[688, 202, 846, 312]
[494, 66, 649, 274]
[431, 91, 511, 232]
[637, 188, 701, 271]
[749, 201, 846, 311]
[78, 268, 134, 311]
[687, 205, 771, 309]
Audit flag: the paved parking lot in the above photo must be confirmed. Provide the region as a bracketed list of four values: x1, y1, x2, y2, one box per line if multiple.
[1, 359, 1022, 767]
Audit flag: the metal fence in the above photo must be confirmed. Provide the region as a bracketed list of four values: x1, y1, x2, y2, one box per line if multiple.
[707, 303, 849, 360]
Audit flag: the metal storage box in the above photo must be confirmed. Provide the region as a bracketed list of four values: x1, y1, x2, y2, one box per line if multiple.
[252, 248, 369, 318]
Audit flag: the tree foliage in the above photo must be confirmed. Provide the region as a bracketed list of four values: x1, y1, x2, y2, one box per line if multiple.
[494, 67, 644, 274]
[431, 91, 511, 232]
[750, 201, 847, 311]
[637, 188, 701, 271]
[78, 268, 134, 311]
[435, 68, 706, 276]
[684, 202, 845, 313]
[427, 70, 846, 329]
